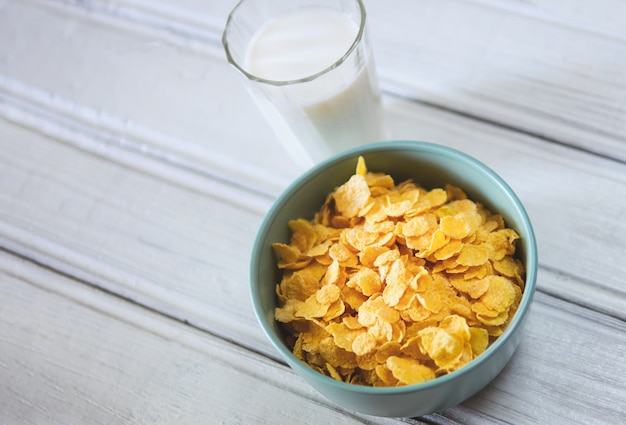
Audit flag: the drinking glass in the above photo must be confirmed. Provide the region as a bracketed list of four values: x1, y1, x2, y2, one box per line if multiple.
[222, 0, 386, 169]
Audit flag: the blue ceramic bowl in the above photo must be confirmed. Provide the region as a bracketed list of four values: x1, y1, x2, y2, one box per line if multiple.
[250, 141, 537, 417]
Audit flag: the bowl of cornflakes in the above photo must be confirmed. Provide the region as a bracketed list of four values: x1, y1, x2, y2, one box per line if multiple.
[250, 140, 537, 417]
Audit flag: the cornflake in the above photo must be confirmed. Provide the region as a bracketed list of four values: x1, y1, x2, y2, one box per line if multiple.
[273, 157, 525, 386]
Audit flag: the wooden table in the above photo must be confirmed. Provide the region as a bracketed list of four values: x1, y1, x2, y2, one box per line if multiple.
[1, 0, 625, 423]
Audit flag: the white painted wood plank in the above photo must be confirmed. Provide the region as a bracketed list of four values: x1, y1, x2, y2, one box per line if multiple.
[0, 0, 303, 194]
[2, 250, 625, 424]
[1, 106, 625, 422]
[3, 0, 626, 176]
[0, 1, 625, 422]
[366, 0, 626, 159]
[0, 0, 626, 166]
[0, 119, 277, 357]
[72, 0, 238, 36]
[0, 251, 405, 425]
[472, 0, 626, 37]
[106, 0, 626, 40]
[3, 86, 626, 324]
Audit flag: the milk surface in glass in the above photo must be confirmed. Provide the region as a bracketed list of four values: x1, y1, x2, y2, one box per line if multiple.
[244, 7, 384, 166]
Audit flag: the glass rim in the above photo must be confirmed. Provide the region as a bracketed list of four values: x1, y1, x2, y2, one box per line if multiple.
[222, 0, 367, 87]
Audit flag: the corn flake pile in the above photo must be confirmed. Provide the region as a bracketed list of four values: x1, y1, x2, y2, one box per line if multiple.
[272, 157, 525, 387]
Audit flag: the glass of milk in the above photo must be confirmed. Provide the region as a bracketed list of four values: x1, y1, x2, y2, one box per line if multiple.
[222, 0, 386, 169]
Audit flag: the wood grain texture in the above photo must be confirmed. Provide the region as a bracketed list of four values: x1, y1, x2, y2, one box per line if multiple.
[0, 0, 302, 195]
[2, 237, 625, 424]
[4, 0, 626, 174]
[1, 108, 625, 422]
[367, 0, 626, 160]
[0, 251, 405, 425]
[0, 0, 625, 423]
[3, 90, 626, 325]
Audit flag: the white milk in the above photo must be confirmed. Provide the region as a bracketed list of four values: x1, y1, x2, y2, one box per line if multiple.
[246, 8, 359, 81]
[244, 7, 385, 167]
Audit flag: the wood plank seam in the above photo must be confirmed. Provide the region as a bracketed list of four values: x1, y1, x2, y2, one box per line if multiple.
[38, 0, 225, 54]
[383, 85, 626, 167]
[1, 80, 624, 339]
[40, 0, 626, 158]
[0, 73, 279, 206]
[0, 223, 279, 360]
[0, 248, 413, 425]
[0, 242, 285, 365]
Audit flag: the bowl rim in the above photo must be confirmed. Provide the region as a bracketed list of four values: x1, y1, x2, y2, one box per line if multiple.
[250, 140, 538, 395]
